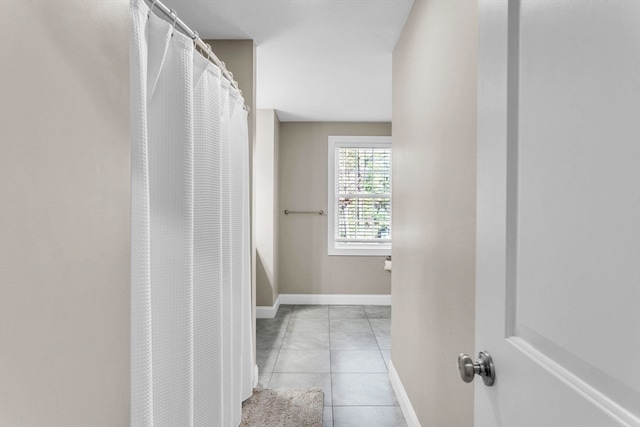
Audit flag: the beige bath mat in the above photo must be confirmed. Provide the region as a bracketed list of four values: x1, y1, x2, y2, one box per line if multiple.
[240, 388, 324, 427]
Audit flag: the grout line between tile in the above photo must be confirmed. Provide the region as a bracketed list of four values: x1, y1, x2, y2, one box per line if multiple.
[332, 405, 402, 407]
[262, 371, 273, 389]
[329, 306, 334, 416]
[268, 305, 292, 385]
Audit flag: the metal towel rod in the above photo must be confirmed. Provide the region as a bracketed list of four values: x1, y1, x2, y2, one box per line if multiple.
[284, 209, 324, 215]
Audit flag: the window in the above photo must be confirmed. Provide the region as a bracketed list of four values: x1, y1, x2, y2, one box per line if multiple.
[328, 136, 392, 256]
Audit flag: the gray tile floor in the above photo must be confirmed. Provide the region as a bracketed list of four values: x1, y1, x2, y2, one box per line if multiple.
[256, 305, 407, 427]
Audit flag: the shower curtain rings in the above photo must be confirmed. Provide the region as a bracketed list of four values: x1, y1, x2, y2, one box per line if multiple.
[206, 44, 213, 62]
[170, 9, 177, 36]
[148, 0, 159, 19]
[192, 31, 199, 49]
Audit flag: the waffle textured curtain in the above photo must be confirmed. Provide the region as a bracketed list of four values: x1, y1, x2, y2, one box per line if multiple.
[130, 0, 253, 425]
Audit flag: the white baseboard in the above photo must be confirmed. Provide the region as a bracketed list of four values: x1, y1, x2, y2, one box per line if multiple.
[278, 293, 391, 306]
[388, 360, 421, 427]
[256, 295, 281, 319]
[256, 294, 392, 318]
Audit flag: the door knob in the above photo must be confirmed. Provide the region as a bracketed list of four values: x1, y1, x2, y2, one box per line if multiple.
[458, 351, 495, 386]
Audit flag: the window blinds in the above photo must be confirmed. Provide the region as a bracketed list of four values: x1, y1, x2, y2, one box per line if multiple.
[335, 146, 392, 243]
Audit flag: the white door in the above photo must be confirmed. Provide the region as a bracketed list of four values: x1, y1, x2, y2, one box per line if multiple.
[475, 1, 640, 426]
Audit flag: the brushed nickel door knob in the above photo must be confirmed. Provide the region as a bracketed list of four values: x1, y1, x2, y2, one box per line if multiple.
[458, 351, 495, 386]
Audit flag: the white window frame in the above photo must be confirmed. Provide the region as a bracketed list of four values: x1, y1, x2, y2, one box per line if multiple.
[327, 136, 392, 256]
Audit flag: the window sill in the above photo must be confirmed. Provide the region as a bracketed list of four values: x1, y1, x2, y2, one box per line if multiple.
[328, 245, 391, 257]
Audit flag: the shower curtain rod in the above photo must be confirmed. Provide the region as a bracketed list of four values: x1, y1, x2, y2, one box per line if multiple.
[145, 0, 249, 112]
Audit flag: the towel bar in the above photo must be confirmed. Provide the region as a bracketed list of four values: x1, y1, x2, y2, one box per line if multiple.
[284, 209, 324, 215]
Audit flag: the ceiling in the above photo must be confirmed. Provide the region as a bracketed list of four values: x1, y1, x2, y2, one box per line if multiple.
[162, 0, 415, 122]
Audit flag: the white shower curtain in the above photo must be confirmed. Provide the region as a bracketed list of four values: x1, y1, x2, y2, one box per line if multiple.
[130, 0, 253, 425]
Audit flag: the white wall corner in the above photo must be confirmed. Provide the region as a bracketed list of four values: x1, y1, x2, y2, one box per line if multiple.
[256, 294, 281, 318]
[388, 360, 421, 427]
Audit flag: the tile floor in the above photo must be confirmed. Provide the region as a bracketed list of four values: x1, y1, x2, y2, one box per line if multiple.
[256, 304, 408, 427]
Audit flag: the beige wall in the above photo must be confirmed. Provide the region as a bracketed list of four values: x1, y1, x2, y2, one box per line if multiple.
[256, 109, 281, 306]
[273, 113, 280, 299]
[391, 1, 477, 425]
[0, 1, 130, 425]
[278, 122, 392, 295]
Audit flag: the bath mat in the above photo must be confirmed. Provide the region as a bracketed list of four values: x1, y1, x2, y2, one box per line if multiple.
[240, 388, 324, 427]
